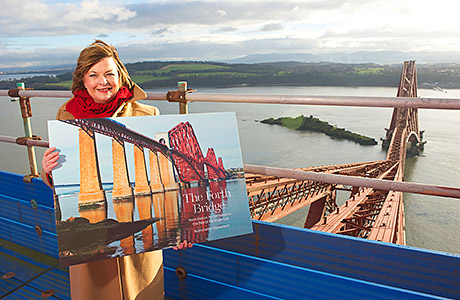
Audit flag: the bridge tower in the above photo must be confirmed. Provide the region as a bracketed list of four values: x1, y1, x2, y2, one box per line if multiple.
[383, 60, 424, 156]
[168, 122, 205, 182]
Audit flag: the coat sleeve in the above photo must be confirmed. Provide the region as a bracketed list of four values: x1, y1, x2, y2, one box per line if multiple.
[115, 101, 160, 117]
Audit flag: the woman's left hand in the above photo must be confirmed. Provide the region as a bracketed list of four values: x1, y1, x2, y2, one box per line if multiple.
[42, 147, 60, 174]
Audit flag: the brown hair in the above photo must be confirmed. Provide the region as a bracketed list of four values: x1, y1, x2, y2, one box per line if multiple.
[71, 40, 134, 93]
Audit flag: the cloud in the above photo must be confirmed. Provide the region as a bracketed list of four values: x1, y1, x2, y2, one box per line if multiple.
[2, 0, 460, 69]
[0, 1, 340, 37]
[61, 0, 137, 23]
[125, 1, 342, 27]
[151, 28, 170, 36]
[219, 27, 238, 32]
[322, 26, 460, 39]
[260, 23, 284, 32]
[0, 36, 318, 68]
[216, 10, 227, 17]
[0, 45, 80, 68]
[113, 37, 319, 63]
[0, 0, 138, 37]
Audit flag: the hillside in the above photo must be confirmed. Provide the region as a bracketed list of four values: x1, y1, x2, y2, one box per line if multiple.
[1, 61, 460, 90]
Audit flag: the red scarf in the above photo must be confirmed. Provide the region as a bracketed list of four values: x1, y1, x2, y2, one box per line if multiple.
[66, 87, 134, 119]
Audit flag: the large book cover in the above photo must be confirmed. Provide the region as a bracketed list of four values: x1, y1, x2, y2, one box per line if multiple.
[48, 112, 252, 267]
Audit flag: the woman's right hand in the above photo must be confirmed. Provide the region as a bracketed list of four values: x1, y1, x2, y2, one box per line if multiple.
[173, 240, 193, 250]
[42, 147, 60, 174]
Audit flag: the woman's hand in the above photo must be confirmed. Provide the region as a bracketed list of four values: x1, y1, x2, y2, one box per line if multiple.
[42, 147, 60, 174]
[173, 240, 193, 251]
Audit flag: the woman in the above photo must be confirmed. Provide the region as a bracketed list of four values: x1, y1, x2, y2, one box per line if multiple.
[41, 40, 164, 300]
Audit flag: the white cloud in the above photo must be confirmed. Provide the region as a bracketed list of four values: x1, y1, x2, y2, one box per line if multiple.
[62, 0, 137, 22]
[2, 0, 460, 68]
[216, 10, 227, 17]
[219, 27, 238, 32]
[0, 0, 137, 37]
[260, 23, 284, 32]
[151, 27, 170, 37]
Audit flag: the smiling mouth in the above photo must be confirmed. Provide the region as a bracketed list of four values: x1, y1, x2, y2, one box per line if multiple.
[97, 87, 112, 92]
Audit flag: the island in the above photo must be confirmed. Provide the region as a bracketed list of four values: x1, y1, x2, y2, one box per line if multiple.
[260, 115, 377, 145]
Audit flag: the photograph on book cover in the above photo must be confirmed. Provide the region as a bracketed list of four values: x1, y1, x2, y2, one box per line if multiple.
[48, 112, 253, 267]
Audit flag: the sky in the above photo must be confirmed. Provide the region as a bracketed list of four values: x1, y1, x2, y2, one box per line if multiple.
[2, 0, 460, 69]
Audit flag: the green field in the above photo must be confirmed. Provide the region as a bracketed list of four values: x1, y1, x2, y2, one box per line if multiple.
[156, 63, 230, 73]
[131, 74, 170, 83]
[134, 63, 231, 75]
[354, 67, 384, 75]
[45, 80, 72, 88]
[175, 72, 256, 77]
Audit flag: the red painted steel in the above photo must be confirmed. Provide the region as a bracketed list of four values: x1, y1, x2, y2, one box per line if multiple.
[204, 148, 226, 180]
[218, 157, 225, 172]
[168, 122, 206, 182]
[168, 121, 228, 183]
[245, 61, 422, 245]
[245, 162, 373, 222]
[309, 61, 419, 243]
[205, 148, 219, 179]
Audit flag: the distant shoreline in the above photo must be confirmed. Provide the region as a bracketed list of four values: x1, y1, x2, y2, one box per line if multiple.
[1, 60, 460, 90]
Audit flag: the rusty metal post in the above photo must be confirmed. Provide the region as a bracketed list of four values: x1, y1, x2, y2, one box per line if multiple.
[178, 81, 188, 114]
[14, 83, 39, 181]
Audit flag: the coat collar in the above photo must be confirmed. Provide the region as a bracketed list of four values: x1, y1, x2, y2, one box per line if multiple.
[129, 83, 147, 102]
[113, 84, 147, 116]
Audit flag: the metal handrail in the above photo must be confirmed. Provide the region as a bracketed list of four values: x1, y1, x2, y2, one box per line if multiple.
[185, 93, 460, 109]
[244, 164, 460, 200]
[0, 135, 50, 148]
[2, 89, 460, 109]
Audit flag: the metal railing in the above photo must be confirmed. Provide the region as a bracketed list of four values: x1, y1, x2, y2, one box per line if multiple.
[1, 82, 460, 198]
[2, 88, 460, 109]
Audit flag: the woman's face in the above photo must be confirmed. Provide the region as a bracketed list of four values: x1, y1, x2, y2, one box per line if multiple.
[83, 57, 120, 104]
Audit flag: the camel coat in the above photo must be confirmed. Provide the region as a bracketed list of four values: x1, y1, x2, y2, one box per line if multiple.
[42, 85, 164, 300]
